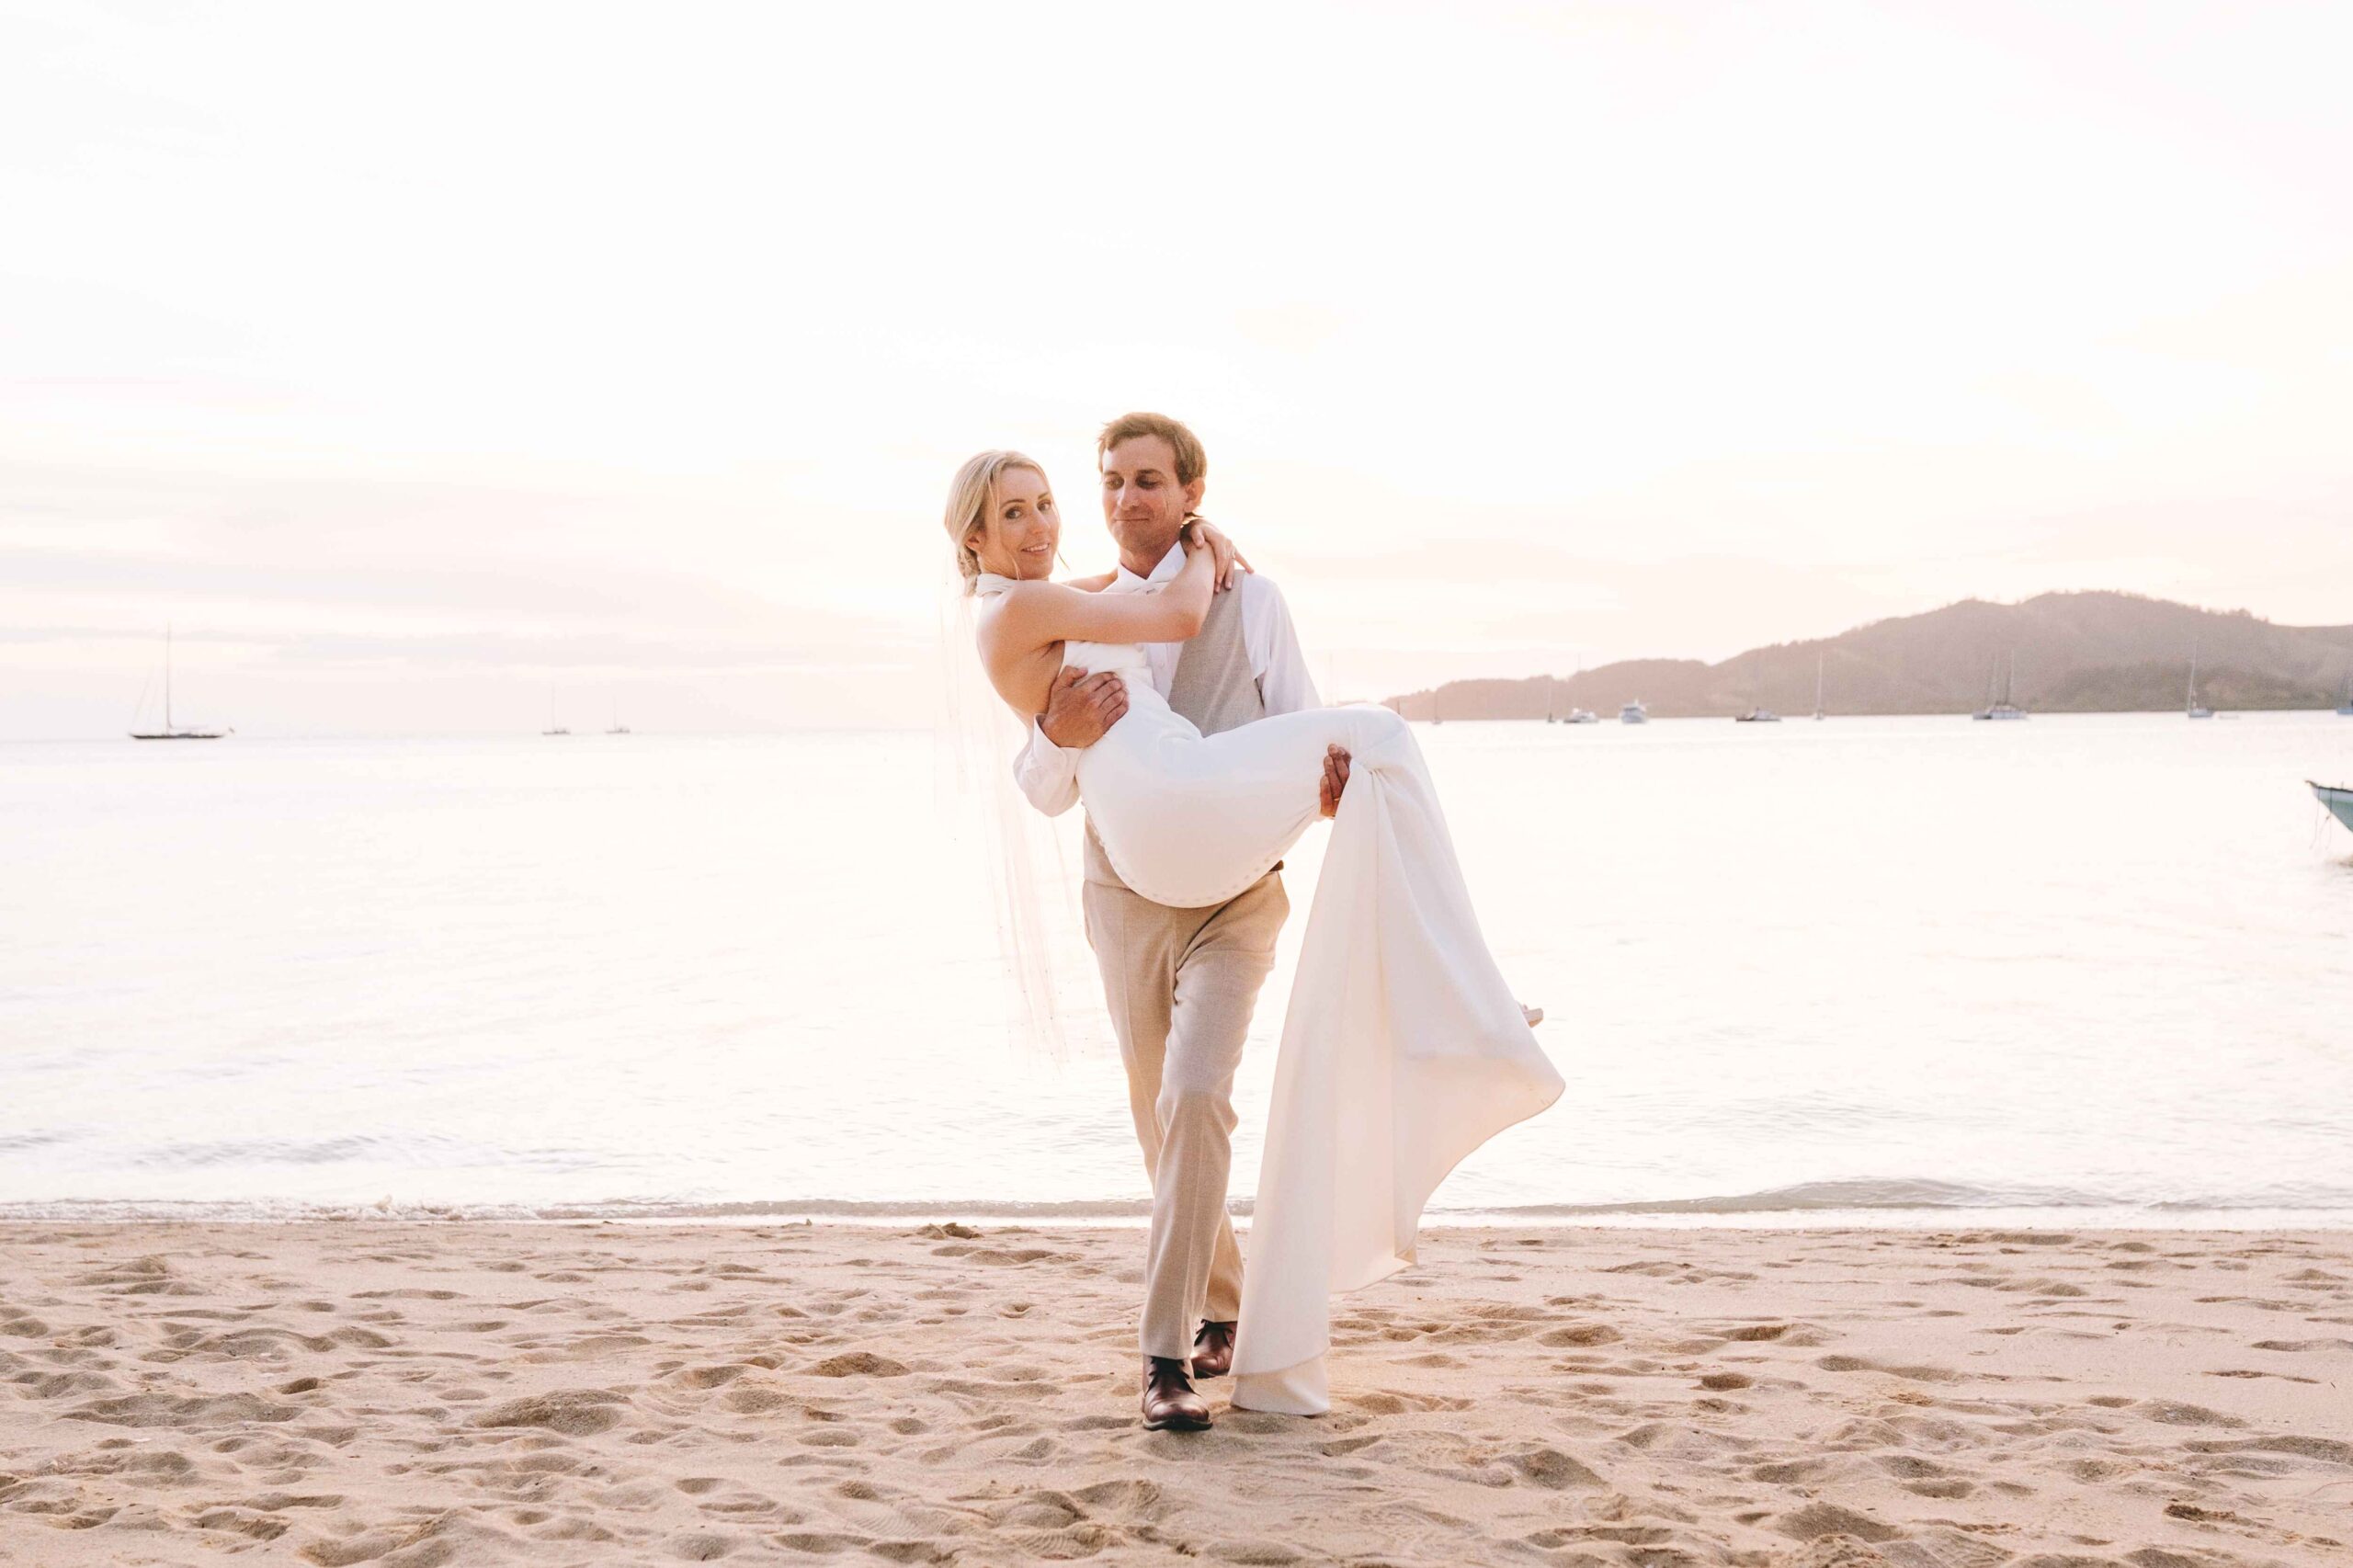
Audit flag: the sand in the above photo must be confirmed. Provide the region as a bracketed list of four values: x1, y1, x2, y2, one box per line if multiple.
[1, 1222, 2348, 1566]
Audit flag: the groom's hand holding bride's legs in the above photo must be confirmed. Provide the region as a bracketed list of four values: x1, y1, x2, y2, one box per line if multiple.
[1318, 744, 1351, 818]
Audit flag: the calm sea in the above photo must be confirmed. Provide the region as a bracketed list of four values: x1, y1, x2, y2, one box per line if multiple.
[6, 713, 2352, 1228]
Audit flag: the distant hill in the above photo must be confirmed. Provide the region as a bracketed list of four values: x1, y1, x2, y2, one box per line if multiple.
[1384, 592, 2353, 720]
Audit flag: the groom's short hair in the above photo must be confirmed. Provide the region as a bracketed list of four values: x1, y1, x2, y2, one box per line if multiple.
[1097, 412, 1206, 488]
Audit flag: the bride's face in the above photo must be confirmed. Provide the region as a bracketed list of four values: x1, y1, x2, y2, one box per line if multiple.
[971, 466, 1060, 579]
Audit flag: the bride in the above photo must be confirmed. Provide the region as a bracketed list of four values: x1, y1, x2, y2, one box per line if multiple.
[947, 448, 1564, 1415]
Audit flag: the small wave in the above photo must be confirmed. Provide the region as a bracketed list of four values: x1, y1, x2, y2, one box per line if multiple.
[1461, 1177, 2353, 1218]
[128, 1135, 391, 1169]
[6, 1176, 2353, 1227]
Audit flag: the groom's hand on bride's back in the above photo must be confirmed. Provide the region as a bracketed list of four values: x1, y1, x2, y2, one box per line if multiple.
[1040, 667, 1128, 749]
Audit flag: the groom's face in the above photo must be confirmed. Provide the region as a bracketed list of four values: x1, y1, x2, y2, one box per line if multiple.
[1100, 435, 1204, 574]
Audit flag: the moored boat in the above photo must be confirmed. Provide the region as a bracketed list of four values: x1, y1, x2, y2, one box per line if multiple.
[129, 625, 232, 741]
[1972, 651, 2028, 721]
[2312, 780, 2353, 835]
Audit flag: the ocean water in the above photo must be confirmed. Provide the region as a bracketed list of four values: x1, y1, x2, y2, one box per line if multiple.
[5, 712, 2352, 1228]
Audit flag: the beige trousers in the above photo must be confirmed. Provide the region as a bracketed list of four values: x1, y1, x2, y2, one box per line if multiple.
[1083, 869, 1289, 1362]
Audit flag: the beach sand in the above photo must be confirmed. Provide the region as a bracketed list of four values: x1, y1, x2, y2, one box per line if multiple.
[1, 1223, 2347, 1566]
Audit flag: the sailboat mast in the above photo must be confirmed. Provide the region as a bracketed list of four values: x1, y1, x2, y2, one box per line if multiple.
[165, 623, 174, 731]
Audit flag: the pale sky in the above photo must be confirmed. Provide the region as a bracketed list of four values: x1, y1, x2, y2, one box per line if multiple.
[4, 0, 2348, 736]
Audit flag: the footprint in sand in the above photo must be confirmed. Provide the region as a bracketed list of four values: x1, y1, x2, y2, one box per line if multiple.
[1537, 1323, 1620, 1347]
[807, 1351, 908, 1378]
[1814, 1355, 1960, 1382]
[1772, 1501, 1901, 1544]
[1501, 1447, 1605, 1490]
[472, 1389, 627, 1436]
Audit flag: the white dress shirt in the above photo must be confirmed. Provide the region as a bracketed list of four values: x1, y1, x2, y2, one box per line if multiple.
[1012, 541, 1322, 817]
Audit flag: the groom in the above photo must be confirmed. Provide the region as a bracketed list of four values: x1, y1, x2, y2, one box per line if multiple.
[1014, 412, 1347, 1431]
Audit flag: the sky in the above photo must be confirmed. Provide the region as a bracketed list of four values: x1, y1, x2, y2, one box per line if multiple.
[3, 0, 2348, 736]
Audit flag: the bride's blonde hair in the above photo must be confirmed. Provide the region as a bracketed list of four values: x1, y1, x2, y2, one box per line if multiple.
[943, 449, 1045, 594]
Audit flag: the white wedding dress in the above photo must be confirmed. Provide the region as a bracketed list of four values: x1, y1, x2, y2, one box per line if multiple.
[976, 574, 1565, 1415]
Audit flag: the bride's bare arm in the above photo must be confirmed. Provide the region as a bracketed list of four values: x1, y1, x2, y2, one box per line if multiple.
[996, 532, 1215, 647]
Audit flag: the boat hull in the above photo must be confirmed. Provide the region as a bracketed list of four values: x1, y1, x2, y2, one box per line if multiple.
[2314, 782, 2353, 834]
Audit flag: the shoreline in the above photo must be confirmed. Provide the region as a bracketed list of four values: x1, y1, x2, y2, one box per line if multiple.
[8, 1202, 2353, 1232]
[3, 1221, 2347, 1564]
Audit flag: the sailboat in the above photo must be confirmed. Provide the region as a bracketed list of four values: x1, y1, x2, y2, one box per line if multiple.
[606, 695, 631, 736]
[2336, 672, 2352, 717]
[2186, 640, 2212, 719]
[1972, 652, 2027, 721]
[541, 690, 570, 736]
[1557, 656, 1597, 722]
[130, 625, 232, 740]
[1813, 651, 1826, 721]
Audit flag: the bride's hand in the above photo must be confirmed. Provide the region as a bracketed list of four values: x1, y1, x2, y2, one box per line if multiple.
[1181, 515, 1251, 591]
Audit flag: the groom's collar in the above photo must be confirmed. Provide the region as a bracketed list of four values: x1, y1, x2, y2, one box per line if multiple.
[1116, 541, 1188, 591]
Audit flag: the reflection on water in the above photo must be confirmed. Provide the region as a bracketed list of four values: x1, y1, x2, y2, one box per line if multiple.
[5, 712, 2351, 1225]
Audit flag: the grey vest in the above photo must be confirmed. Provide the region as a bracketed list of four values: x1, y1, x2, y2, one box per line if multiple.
[1083, 583, 1267, 896]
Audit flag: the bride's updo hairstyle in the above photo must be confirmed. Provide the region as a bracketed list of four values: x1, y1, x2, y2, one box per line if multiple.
[943, 449, 1045, 594]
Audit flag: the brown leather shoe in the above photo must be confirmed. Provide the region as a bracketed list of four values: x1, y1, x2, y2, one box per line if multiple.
[1141, 1357, 1211, 1431]
[1190, 1319, 1236, 1379]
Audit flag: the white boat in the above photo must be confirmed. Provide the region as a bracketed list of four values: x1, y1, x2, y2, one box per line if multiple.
[129, 625, 233, 741]
[2187, 640, 2211, 719]
[1620, 699, 1647, 724]
[542, 689, 570, 736]
[2336, 673, 2352, 717]
[1563, 708, 1598, 724]
[1735, 708, 1780, 723]
[1972, 652, 2028, 721]
[2312, 780, 2353, 835]
[1812, 651, 1826, 721]
[606, 695, 631, 735]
